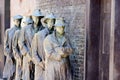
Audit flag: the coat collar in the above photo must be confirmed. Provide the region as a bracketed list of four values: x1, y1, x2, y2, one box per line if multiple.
[11, 25, 21, 32]
[14, 25, 21, 29]
[52, 31, 67, 46]
[31, 25, 44, 33]
[44, 28, 49, 33]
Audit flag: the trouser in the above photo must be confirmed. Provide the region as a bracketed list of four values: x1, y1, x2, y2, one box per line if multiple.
[3, 56, 16, 80]
[15, 58, 22, 80]
[22, 56, 30, 80]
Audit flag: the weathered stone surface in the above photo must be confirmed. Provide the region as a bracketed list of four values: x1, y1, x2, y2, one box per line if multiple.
[0, 0, 5, 78]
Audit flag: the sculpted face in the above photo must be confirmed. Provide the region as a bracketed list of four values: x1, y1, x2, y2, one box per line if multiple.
[21, 22, 29, 27]
[32, 16, 39, 25]
[55, 26, 65, 35]
[14, 19, 21, 27]
[47, 19, 55, 30]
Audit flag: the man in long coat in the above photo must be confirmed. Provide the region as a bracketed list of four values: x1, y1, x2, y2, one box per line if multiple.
[18, 9, 44, 80]
[12, 16, 33, 80]
[3, 15, 23, 80]
[43, 18, 73, 80]
[31, 13, 55, 80]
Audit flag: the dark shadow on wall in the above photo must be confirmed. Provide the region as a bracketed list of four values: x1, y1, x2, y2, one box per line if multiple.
[5, 0, 10, 30]
[0, 14, 3, 78]
[0, 0, 11, 78]
[0, 15, 1, 44]
[86, 0, 101, 80]
[114, 0, 120, 79]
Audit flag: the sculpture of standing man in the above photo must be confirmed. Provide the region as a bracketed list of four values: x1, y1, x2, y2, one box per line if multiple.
[31, 13, 55, 80]
[3, 15, 23, 80]
[18, 9, 44, 80]
[12, 16, 33, 80]
[44, 18, 73, 80]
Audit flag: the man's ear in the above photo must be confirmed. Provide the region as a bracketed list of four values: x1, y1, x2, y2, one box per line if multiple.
[45, 19, 49, 24]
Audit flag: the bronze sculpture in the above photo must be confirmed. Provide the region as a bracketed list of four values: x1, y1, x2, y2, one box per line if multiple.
[31, 13, 55, 80]
[12, 16, 33, 80]
[3, 15, 23, 80]
[18, 9, 44, 80]
[43, 18, 73, 80]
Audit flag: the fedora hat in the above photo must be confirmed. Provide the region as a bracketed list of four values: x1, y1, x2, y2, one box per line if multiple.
[55, 18, 65, 27]
[43, 13, 56, 23]
[32, 9, 43, 17]
[13, 15, 23, 20]
[22, 16, 33, 24]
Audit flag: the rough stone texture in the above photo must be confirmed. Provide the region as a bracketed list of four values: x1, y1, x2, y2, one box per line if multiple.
[0, 0, 5, 78]
[11, 0, 36, 16]
[10, 0, 36, 27]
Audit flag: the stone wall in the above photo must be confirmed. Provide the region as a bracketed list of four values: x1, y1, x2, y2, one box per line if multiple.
[10, 0, 36, 27]
[0, 0, 5, 78]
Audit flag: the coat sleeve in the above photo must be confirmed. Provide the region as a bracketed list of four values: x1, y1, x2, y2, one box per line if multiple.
[18, 28, 29, 56]
[63, 41, 73, 55]
[31, 33, 42, 64]
[43, 37, 62, 61]
[4, 29, 10, 56]
[12, 30, 21, 58]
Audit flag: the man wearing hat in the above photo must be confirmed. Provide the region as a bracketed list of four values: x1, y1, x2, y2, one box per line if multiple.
[12, 16, 33, 80]
[31, 13, 55, 80]
[3, 15, 23, 80]
[18, 9, 44, 80]
[21, 16, 34, 27]
[43, 18, 73, 80]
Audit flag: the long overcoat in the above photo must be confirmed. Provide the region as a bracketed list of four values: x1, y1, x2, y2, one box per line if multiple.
[43, 32, 73, 80]
[18, 24, 43, 80]
[3, 26, 20, 79]
[31, 28, 50, 80]
[12, 30, 22, 80]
